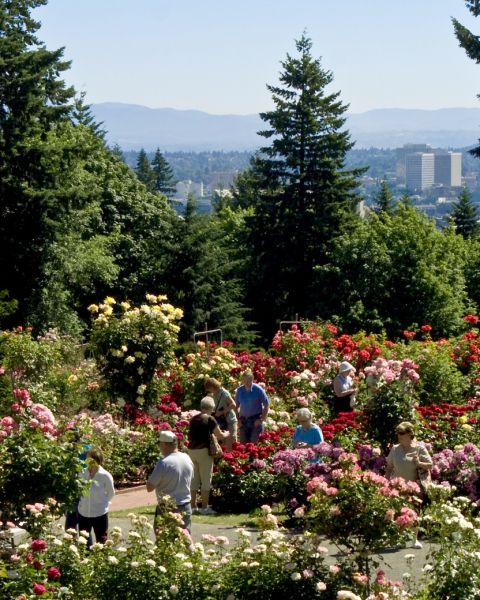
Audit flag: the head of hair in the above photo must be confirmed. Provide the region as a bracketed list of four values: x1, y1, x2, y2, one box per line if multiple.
[396, 421, 415, 438]
[241, 369, 253, 381]
[87, 448, 104, 465]
[204, 377, 221, 391]
[296, 408, 312, 421]
[200, 396, 215, 411]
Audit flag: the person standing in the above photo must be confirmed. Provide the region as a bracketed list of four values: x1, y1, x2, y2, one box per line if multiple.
[234, 369, 269, 443]
[385, 421, 433, 549]
[146, 430, 194, 532]
[77, 449, 115, 548]
[333, 361, 357, 416]
[188, 396, 229, 514]
[205, 377, 238, 451]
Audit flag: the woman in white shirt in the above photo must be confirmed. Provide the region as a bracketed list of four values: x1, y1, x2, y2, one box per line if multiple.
[77, 449, 115, 548]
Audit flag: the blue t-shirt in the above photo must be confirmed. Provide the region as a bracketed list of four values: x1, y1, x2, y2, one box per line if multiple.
[292, 424, 323, 447]
[235, 383, 269, 418]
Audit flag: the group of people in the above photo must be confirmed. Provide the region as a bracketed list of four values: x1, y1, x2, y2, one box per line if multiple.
[72, 365, 432, 552]
[147, 369, 271, 526]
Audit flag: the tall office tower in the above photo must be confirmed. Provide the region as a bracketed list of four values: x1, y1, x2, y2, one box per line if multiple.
[396, 144, 432, 179]
[434, 152, 462, 186]
[405, 153, 435, 190]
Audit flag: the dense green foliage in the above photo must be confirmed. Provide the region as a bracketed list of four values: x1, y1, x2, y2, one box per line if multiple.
[451, 187, 479, 238]
[234, 35, 364, 338]
[3, 4, 480, 345]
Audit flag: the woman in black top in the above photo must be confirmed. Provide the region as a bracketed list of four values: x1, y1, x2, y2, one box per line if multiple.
[188, 396, 228, 514]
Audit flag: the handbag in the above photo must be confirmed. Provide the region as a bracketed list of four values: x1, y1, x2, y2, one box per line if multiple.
[209, 433, 223, 459]
[417, 467, 432, 498]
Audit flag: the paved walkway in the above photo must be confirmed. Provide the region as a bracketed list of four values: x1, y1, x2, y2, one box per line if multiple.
[111, 485, 155, 511]
[110, 486, 432, 588]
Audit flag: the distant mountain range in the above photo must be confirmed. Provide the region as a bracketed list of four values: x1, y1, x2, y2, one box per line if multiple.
[91, 103, 480, 151]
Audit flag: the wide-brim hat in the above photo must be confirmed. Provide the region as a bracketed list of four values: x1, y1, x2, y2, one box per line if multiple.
[339, 361, 356, 374]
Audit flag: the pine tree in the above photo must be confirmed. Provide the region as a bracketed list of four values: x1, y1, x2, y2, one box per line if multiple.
[451, 187, 479, 238]
[135, 148, 156, 192]
[236, 34, 364, 338]
[453, 2, 480, 157]
[72, 91, 106, 138]
[151, 148, 176, 197]
[375, 180, 395, 214]
[0, 0, 75, 324]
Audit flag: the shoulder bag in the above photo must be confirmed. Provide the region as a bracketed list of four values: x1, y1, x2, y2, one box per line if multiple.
[209, 433, 223, 459]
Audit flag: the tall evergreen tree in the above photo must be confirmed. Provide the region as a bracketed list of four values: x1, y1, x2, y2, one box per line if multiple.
[135, 148, 155, 192]
[451, 187, 479, 238]
[0, 0, 75, 324]
[453, 2, 480, 158]
[375, 180, 395, 214]
[72, 91, 105, 138]
[151, 148, 176, 197]
[163, 195, 253, 343]
[235, 34, 364, 338]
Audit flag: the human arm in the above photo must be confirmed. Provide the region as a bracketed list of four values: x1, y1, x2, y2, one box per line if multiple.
[385, 448, 394, 479]
[146, 461, 163, 492]
[413, 445, 433, 470]
[104, 472, 115, 502]
[333, 376, 357, 398]
[214, 424, 229, 440]
[255, 385, 269, 426]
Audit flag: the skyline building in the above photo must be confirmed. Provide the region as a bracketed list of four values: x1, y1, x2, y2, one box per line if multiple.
[403, 148, 462, 191]
[405, 152, 435, 190]
[434, 152, 462, 187]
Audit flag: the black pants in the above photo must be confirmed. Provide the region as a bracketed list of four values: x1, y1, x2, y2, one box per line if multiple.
[77, 512, 108, 548]
[333, 395, 354, 417]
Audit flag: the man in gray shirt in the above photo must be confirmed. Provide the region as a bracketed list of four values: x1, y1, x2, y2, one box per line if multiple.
[146, 430, 194, 532]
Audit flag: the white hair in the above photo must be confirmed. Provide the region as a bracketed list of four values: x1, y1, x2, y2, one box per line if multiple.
[200, 396, 215, 410]
[296, 408, 312, 420]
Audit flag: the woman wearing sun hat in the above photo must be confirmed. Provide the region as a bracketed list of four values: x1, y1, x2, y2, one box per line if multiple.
[332, 361, 357, 416]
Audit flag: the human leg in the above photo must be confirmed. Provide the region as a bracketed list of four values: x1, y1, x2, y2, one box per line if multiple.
[250, 419, 264, 443]
[77, 514, 94, 548]
[188, 449, 202, 510]
[91, 513, 108, 545]
[196, 448, 214, 509]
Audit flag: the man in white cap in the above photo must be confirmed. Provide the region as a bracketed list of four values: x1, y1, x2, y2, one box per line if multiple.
[333, 361, 357, 416]
[146, 430, 194, 532]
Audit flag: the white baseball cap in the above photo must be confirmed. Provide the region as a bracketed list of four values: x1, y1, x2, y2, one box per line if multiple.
[159, 430, 177, 443]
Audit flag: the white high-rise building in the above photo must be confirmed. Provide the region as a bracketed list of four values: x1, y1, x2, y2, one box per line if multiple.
[434, 152, 462, 187]
[405, 153, 435, 190]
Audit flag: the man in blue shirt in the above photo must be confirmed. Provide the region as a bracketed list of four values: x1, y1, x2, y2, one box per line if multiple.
[234, 370, 269, 443]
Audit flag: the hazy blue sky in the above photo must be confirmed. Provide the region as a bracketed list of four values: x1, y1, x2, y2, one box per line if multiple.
[35, 0, 480, 115]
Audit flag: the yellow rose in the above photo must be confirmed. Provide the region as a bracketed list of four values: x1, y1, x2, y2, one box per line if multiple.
[104, 296, 116, 305]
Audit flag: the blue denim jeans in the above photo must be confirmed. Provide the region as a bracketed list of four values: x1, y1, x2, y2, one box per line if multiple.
[239, 414, 263, 443]
[155, 502, 192, 533]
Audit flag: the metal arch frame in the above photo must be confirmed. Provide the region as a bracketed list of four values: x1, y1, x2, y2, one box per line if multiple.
[193, 326, 223, 361]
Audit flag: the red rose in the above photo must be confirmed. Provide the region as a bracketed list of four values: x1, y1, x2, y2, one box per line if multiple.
[33, 583, 46, 596]
[31, 539, 48, 552]
[420, 324, 432, 333]
[47, 566, 61, 581]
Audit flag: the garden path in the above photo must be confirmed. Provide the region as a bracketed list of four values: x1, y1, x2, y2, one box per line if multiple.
[109, 486, 432, 588]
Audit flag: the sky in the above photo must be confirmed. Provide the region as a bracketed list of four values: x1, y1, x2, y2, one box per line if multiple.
[34, 0, 480, 116]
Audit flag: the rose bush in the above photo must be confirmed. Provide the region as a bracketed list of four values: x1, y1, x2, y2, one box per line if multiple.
[88, 294, 182, 408]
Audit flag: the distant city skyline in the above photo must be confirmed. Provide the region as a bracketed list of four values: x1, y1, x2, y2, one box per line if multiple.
[35, 0, 480, 116]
